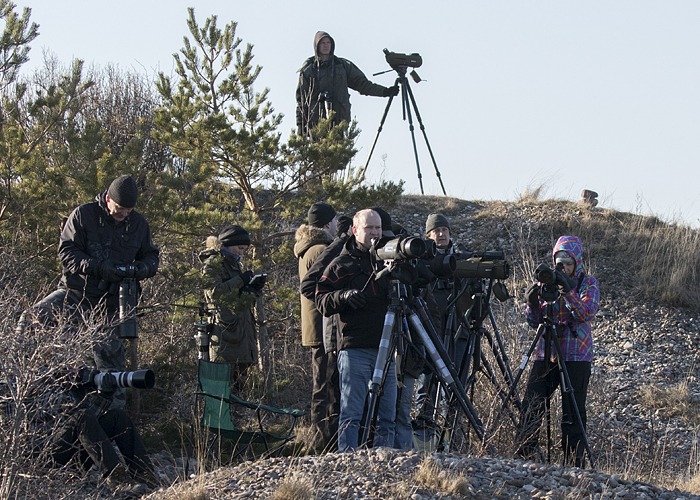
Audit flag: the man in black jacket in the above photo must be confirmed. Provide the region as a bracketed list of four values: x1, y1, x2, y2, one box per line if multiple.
[31, 175, 159, 408]
[315, 209, 396, 451]
[296, 31, 398, 137]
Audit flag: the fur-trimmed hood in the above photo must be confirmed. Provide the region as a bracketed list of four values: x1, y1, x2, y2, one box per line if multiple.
[294, 224, 333, 259]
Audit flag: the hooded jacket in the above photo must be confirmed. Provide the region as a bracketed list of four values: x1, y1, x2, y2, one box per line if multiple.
[296, 31, 389, 136]
[294, 224, 334, 347]
[315, 236, 391, 351]
[526, 236, 599, 362]
[57, 192, 159, 311]
[199, 237, 258, 365]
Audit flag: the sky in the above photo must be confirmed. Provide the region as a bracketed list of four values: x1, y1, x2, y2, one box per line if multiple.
[16, 1, 700, 226]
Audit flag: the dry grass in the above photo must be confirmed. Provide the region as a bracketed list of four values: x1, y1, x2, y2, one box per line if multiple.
[639, 382, 700, 425]
[413, 457, 470, 497]
[272, 475, 314, 500]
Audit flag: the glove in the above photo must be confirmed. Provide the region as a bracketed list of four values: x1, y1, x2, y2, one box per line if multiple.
[249, 274, 267, 292]
[524, 283, 541, 309]
[97, 372, 118, 399]
[555, 269, 576, 294]
[99, 260, 125, 283]
[339, 289, 367, 310]
[383, 85, 400, 97]
[241, 270, 254, 285]
[133, 261, 151, 281]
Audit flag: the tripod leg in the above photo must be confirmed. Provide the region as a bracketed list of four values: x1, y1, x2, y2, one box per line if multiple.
[361, 77, 399, 180]
[550, 339, 595, 469]
[399, 74, 424, 194]
[361, 310, 398, 448]
[404, 79, 447, 195]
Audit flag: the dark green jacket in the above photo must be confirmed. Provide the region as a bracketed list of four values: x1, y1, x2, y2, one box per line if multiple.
[296, 31, 389, 136]
[199, 238, 258, 365]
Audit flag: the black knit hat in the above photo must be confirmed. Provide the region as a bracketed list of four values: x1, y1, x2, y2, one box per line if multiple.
[107, 175, 138, 208]
[337, 215, 353, 237]
[425, 213, 451, 235]
[371, 207, 393, 236]
[218, 225, 250, 247]
[308, 202, 336, 228]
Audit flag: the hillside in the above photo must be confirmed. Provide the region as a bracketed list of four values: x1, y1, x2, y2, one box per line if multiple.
[4, 194, 700, 500]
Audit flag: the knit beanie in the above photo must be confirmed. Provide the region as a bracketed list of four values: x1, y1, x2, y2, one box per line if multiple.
[371, 207, 393, 235]
[218, 225, 250, 247]
[308, 202, 336, 228]
[425, 213, 451, 235]
[107, 175, 138, 208]
[337, 215, 353, 237]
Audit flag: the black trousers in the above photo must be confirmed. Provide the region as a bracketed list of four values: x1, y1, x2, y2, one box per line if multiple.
[310, 347, 340, 451]
[49, 408, 153, 477]
[516, 360, 591, 467]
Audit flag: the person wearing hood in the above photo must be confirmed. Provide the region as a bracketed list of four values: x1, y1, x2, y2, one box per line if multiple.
[294, 202, 339, 452]
[517, 235, 599, 467]
[30, 175, 159, 409]
[199, 225, 263, 390]
[296, 31, 399, 137]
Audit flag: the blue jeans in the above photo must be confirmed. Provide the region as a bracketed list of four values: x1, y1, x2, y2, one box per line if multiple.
[337, 348, 396, 451]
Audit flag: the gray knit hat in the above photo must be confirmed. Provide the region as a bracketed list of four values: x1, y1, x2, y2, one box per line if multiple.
[308, 202, 336, 228]
[425, 213, 451, 235]
[218, 225, 250, 247]
[107, 175, 138, 208]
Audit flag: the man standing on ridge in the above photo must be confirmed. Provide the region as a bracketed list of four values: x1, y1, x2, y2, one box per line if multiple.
[296, 31, 398, 137]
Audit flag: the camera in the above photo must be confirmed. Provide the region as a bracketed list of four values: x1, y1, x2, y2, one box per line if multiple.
[81, 368, 155, 390]
[534, 263, 558, 286]
[454, 251, 510, 280]
[384, 49, 422, 69]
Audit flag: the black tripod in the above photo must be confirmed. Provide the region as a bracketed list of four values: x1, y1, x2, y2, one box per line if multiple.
[498, 299, 594, 468]
[425, 277, 521, 453]
[361, 276, 485, 447]
[362, 65, 446, 196]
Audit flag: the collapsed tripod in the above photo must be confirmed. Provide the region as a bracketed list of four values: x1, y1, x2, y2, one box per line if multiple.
[363, 52, 446, 196]
[361, 275, 485, 447]
[498, 299, 595, 468]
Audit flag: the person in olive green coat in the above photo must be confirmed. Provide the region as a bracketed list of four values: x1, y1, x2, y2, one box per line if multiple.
[199, 225, 262, 390]
[294, 202, 338, 451]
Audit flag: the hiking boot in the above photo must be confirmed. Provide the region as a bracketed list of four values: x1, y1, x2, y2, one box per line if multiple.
[105, 464, 149, 498]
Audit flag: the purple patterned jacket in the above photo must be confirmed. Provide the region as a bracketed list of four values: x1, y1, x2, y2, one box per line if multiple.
[526, 236, 599, 362]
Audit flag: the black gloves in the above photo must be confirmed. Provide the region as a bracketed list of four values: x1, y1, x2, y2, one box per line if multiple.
[99, 260, 124, 283]
[97, 372, 118, 399]
[134, 261, 151, 281]
[339, 289, 367, 310]
[555, 269, 576, 294]
[524, 283, 541, 309]
[383, 85, 400, 97]
[249, 274, 267, 292]
[241, 270, 254, 285]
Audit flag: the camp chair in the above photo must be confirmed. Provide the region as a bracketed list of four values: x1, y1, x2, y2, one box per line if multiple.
[195, 360, 304, 463]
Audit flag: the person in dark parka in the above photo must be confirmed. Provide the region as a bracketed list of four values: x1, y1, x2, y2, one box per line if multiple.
[296, 31, 398, 137]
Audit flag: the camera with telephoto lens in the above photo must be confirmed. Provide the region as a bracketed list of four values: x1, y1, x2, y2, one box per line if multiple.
[384, 49, 422, 69]
[454, 251, 510, 280]
[372, 236, 438, 285]
[80, 368, 155, 390]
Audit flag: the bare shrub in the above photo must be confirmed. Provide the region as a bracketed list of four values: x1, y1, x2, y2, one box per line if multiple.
[272, 474, 313, 500]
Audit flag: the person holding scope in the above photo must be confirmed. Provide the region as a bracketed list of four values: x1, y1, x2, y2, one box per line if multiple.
[516, 235, 599, 467]
[296, 31, 398, 138]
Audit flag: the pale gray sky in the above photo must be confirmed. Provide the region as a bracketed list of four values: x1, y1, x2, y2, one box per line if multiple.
[18, 1, 700, 225]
